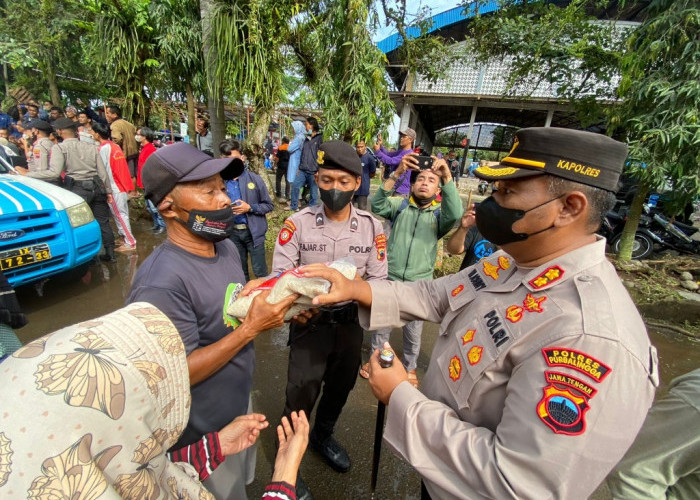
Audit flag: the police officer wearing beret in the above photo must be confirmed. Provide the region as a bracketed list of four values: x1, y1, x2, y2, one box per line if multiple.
[259, 140, 387, 496]
[304, 128, 659, 499]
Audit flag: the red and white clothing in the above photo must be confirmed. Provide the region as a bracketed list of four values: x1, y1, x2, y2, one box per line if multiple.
[137, 141, 157, 189]
[98, 140, 136, 247]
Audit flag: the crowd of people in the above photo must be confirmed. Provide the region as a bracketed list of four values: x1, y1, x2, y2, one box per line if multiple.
[1, 100, 695, 500]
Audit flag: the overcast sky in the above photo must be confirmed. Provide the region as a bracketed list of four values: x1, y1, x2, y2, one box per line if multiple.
[374, 0, 463, 41]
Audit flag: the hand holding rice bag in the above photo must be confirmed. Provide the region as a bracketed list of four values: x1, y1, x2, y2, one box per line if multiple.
[226, 260, 357, 322]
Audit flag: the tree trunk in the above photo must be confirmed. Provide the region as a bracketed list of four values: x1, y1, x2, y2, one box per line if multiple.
[617, 185, 649, 262]
[245, 107, 276, 198]
[45, 59, 61, 105]
[200, 0, 226, 150]
[185, 79, 197, 144]
[3, 63, 10, 98]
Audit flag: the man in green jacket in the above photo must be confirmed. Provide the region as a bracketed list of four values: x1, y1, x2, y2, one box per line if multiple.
[361, 153, 462, 385]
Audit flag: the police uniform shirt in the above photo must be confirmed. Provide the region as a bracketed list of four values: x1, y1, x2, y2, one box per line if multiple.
[27, 138, 111, 194]
[359, 237, 658, 499]
[27, 137, 54, 173]
[272, 203, 387, 281]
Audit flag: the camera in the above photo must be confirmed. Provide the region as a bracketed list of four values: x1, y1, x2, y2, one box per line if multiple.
[414, 155, 434, 170]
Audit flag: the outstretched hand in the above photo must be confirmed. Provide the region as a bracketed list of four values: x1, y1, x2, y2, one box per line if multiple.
[460, 203, 476, 230]
[272, 411, 310, 485]
[219, 413, 269, 456]
[300, 263, 366, 307]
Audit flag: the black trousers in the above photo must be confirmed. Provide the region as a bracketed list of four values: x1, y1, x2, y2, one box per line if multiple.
[283, 307, 362, 439]
[275, 167, 290, 199]
[70, 183, 114, 250]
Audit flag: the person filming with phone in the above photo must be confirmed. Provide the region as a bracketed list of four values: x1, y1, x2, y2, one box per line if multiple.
[363, 151, 462, 386]
[373, 127, 416, 197]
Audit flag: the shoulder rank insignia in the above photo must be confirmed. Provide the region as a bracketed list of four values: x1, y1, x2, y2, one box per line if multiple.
[537, 385, 589, 435]
[467, 345, 483, 365]
[451, 284, 464, 297]
[317, 150, 325, 165]
[483, 256, 510, 280]
[448, 356, 462, 381]
[542, 348, 611, 383]
[374, 234, 386, 260]
[529, 265, 564, 289]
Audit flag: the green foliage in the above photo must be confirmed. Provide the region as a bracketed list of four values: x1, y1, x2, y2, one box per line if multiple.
[611, 0, 700, 217]
[291, 0, 395, 142]
[467, 0, 629, 125]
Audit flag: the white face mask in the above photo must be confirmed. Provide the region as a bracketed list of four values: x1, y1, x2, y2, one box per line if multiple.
[135, 134, 143, 142]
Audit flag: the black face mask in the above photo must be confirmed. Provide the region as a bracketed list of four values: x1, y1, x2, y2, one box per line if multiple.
[475, 194, 564, 246]
[413, 194, 437, 207]
[319, 188, 354, 212]
[174, 206, 235, 242]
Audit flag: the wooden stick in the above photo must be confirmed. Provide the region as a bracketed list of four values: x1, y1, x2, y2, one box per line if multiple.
[466, 189, 472, 208]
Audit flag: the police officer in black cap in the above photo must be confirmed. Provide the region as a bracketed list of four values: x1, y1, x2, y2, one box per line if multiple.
[24, 120, 54, 178]
[252, 140, 388, 497]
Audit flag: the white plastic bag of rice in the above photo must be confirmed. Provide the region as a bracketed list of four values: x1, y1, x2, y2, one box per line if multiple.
[226, 260, 357, 322]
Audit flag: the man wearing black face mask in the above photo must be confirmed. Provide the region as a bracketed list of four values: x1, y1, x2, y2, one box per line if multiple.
[127, 143, 299, 500]
[365, 152, 462, 386]
[255, 140, 387, 496]
[303, 128, 658, 500]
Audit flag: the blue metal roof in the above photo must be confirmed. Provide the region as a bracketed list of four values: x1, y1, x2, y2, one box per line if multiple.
[376, 2, 501, 54]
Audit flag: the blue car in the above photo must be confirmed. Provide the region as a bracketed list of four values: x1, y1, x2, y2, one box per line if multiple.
[0, 160, 102, 287]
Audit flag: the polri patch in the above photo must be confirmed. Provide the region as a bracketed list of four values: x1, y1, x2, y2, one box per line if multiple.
[542, 348, 611, 383]
[529, 266, 564, 289]
[278, 228, 294, 246]
[537, 385, 589, 436]
[448, 356, 462, 381]
[544, 371, 597, 398]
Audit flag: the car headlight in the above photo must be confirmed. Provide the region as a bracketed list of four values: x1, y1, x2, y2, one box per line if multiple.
[66, 202, 95, 228]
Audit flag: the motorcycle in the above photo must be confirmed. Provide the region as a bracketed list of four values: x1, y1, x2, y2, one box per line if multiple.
[601, 205, 700, 260]
[477, 180, 489, 195]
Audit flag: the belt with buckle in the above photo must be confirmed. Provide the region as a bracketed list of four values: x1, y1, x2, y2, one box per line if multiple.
[233, 224, 248, 230]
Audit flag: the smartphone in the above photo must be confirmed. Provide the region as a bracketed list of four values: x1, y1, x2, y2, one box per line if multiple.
[415, 155, 434, 170]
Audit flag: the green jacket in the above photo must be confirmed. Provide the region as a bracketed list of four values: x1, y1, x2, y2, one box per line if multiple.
[371, 180, 462, 282]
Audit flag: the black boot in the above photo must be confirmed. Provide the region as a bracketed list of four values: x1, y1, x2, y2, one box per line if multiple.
[99, 246, 116, 262]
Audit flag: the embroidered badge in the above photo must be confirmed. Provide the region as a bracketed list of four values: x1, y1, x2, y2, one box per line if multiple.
[448, 356, 462, 381]
[468, 269, 487, 291]
[451, 285, 465, 297]
[278, 228, 293, 246]
[374, 234, 386, 260]
[316, 150, 325, 165]
[505, 305, 524, 323]
[33, 148, 41, 159]
[537, 385, 589, 435]
[283, 219, 296, 232]
[467, 346, 483, 365]
[461, 329, 475, 345]
[542, 348, 611, 383]
[484, 310, 510, 348]
[247, 182, 255, 189]
[523, 293, 546, 313]
[350, 217, 358, 230]
[529, 266, 565, 289]
[483, 256, 511, 280]
[544, 371, 597, 398]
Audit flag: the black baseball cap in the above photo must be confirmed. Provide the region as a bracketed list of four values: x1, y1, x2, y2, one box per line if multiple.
[316, 140, 362, 176]
[28, 119, 53, 134]
[474, 128, 628, 192]
[142, 142, 243, 204]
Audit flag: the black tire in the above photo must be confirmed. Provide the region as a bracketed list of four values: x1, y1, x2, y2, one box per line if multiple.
[611, 232, 654, 260]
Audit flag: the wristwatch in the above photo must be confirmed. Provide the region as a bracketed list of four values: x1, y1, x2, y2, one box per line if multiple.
[389, 172, 398, 181]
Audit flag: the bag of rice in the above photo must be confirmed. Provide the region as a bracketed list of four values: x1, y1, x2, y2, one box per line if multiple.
[225, 260, 357, 322]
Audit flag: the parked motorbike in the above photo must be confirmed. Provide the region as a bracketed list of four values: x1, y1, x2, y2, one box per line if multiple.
[477, 180, 489, 195]
[600, 204, 700, 260]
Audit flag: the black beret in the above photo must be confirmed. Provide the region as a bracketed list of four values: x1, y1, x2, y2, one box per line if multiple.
[474, 128, 628, 192]
[316, 140, 362, 177]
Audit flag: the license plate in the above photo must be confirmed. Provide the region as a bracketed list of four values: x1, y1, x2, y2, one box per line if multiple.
[0, 244, 52, 271]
